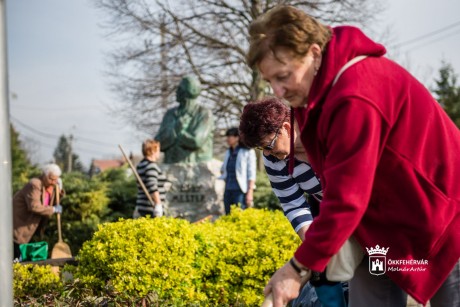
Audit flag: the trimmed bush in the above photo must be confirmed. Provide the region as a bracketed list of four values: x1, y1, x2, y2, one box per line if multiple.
[75, 217, 205, 304]
[73, 208, 300, 305]
[194, 208, 300, 305]
[13, 263, 62, 299]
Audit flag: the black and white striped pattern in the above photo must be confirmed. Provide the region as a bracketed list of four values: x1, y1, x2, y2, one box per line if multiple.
[136, 158, 167, 206]
[264, 155, 322, 233]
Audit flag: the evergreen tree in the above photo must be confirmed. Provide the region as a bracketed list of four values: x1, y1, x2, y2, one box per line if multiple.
[10, 124, 39, 193]
[53, 134, 85, 173]
[432, 61, 460, 128]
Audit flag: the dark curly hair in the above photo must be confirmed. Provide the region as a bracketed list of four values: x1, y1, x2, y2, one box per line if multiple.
[239, 96, 290, 148]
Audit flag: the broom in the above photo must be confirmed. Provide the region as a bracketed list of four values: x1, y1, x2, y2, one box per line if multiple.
[51, 185, 72, 259]
[118, 144, 157, 208]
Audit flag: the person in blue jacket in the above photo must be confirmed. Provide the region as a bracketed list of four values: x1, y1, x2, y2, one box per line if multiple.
[220, 127, 256, 214]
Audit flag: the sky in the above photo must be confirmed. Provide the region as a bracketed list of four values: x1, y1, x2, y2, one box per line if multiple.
[377, 0, 460, 85]
[7, 0, 141, 168]
[6, 0, 460, 169]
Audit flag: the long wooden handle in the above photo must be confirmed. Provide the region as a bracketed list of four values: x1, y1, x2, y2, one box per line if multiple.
[261, 293, 273, 307]
[118, 144, 156, 207]
[56, 185, 63, 242]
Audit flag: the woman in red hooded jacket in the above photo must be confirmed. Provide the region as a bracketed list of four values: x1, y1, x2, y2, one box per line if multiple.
[246, 5, 460, 307]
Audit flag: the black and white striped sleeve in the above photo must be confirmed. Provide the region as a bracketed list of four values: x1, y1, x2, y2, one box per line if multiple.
[263, 155, 313, 233]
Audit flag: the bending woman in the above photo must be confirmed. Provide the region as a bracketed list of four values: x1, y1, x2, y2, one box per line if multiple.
[246, 5, 460, 307]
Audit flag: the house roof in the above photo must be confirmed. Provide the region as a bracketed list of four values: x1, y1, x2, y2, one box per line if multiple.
[91, 159, 125, 173]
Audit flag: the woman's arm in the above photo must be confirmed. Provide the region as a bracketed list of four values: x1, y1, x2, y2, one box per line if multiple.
[263, 155, 313, 235]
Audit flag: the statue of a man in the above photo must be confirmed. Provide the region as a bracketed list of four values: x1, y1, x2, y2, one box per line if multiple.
[155, 76, 214, 164]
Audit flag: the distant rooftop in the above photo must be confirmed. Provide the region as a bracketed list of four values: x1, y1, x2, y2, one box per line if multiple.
[90, 159, 125, 174]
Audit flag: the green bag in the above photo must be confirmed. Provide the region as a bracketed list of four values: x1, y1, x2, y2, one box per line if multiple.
[19, 241, 48, 261]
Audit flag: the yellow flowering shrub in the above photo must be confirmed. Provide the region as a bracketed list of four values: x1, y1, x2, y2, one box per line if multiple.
[74, 208, 300, 306]
[13, 263, 62, 299]
[75, 217, 205, 304]
[194, 208, 300, 305]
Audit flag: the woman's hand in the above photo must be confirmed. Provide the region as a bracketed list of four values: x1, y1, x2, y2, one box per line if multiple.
[246, 188, 254, 207]
[264, 260, 304, 307]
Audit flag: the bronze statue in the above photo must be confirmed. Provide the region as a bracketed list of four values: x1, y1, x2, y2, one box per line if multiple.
[155, 76, 214, 163]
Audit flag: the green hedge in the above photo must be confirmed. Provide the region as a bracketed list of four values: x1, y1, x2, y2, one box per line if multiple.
[13, 208, 300, 305]
[73, 208, 300, 305]
[13, 263, 62, 299]
[193, 208, 299, 305]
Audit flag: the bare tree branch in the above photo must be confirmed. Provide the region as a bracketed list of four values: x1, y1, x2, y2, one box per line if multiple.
[92, 0, 383, 139]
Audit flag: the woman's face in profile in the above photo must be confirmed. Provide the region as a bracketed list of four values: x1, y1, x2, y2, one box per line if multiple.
[258, 46, 320, 108]
[260, 123, 291, 160]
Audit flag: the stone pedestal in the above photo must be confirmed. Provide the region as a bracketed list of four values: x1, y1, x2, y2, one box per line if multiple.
[160, 159, 224, 222]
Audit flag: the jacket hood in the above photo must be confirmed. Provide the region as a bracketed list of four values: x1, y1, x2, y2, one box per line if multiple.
[306, 26, 386, 112]
[289, 26, 386, 175]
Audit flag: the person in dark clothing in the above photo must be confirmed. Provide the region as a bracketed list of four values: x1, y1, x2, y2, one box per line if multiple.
[219, 127, 256, 214]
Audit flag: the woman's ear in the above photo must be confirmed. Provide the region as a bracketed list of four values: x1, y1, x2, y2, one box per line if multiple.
[310, 43, 322, 59]
[310, 44, 323, 73]
[283, 121, 292, 137]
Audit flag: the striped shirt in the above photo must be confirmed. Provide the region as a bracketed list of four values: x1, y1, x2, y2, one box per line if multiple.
[136, 158, 167, 206]
[264, 154, 322, 233]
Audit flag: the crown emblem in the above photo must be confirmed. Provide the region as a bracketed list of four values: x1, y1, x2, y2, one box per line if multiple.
[366, 245, 389, 256]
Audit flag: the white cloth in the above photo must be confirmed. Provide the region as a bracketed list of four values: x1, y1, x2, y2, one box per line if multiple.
[219, 147, 257, 193]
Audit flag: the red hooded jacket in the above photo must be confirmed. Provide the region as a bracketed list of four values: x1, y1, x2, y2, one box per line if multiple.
[293, 26, 460, 304]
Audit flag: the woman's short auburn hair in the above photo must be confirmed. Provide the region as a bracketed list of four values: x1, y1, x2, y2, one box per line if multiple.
[142, 139, 160, 156]
[239, 96, 290, 148]
[247, 5, 332, 68]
